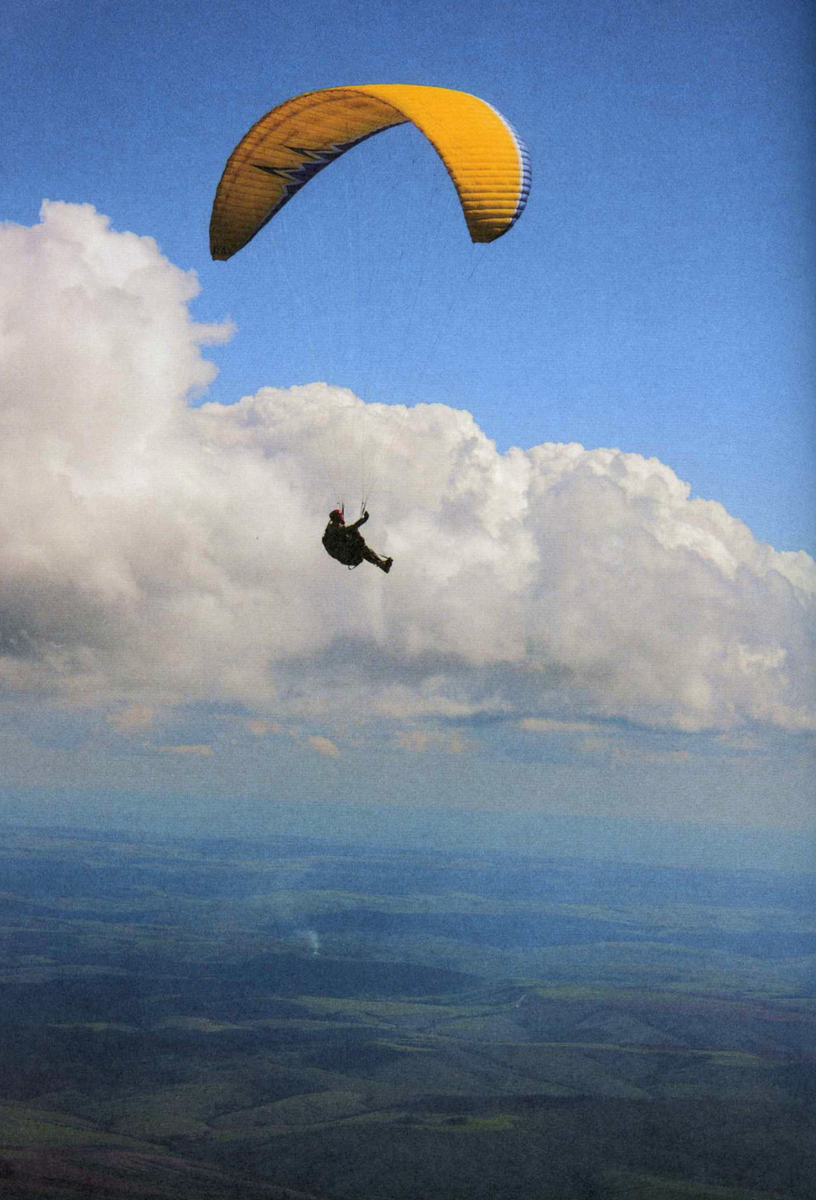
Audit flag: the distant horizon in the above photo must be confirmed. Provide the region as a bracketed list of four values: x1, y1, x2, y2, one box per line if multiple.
[2, 790, 813, 876]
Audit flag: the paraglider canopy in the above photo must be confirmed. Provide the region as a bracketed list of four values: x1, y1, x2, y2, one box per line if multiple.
[210, 84, 531, 259]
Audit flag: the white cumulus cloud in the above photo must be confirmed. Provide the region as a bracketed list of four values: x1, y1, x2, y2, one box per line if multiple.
[1, 203, 814, 734]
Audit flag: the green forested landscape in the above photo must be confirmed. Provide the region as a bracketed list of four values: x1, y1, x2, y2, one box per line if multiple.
[0, 825, 813, 1199]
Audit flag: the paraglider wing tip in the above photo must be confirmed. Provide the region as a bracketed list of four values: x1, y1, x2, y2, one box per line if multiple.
[470, 227, 504, 245]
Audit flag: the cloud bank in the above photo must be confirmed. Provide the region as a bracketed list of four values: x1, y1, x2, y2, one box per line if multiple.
[1, 203, 814, 733]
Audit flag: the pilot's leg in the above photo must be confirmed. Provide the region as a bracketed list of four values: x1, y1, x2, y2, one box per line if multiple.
[362, 546, 392, 573]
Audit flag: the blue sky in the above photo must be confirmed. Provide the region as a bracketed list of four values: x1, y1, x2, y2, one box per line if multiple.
[0, 0, 813, 865]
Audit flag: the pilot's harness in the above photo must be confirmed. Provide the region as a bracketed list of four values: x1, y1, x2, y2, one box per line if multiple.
[335, 503, 362, 570]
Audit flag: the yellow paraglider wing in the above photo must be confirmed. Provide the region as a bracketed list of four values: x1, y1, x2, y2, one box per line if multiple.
[210, 84, 530, 259]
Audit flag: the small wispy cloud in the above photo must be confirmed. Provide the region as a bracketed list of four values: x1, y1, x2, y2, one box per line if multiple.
[246, 719, 285, 737]
[156, 743, 213, 757]
[396, 729, 476, 754]
[108, 704, 154, 734]
[307, 735, 340, 757]
[520, 719, 604, 735]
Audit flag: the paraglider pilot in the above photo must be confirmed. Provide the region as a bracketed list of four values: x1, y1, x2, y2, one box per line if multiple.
[322, 509, 392, 573]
